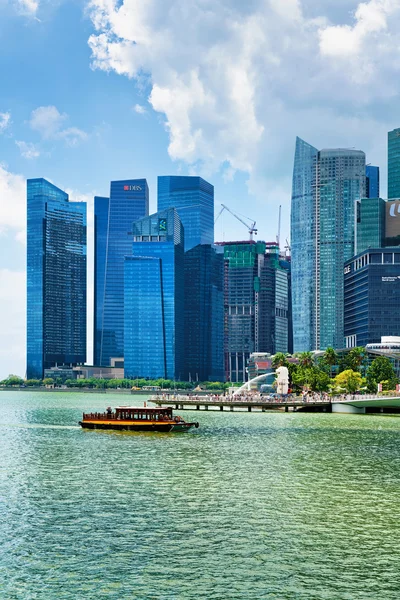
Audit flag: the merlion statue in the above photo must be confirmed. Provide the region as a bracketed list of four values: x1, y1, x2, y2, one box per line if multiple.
[276, 366, 289, 395]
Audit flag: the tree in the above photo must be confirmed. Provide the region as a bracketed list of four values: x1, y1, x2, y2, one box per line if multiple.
[334, 370, 363, 394]
[366, 356, 398, 392]
[43, 378, 54, 386]
[292, 366, 330, 392]
[324, 347, 338, 378]
[2, 375, 24, 387]
[271, 353, 288, 368]
[296, 352, 314, 368]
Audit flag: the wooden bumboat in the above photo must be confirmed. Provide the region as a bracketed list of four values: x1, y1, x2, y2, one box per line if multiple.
[79, 406, 199, 432]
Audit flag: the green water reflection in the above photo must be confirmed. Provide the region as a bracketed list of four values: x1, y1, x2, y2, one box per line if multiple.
[1, 392, 400, 599]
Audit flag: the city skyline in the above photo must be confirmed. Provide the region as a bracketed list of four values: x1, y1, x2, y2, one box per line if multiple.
[3, 0, 400, 377]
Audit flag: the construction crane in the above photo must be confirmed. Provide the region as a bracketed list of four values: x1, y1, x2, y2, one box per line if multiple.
[214, 203, 258, 240]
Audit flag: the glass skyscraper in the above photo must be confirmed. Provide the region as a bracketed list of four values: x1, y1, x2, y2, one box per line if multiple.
[291, 138, 365, 351]
[344, 249, 400, 347]
[258, 244, 289, 356]
[184, 244, 224, 382]
[27, 178, 87, 379]
[124, 208, 184, 380]
[157, 176, 214, 251]
[366, 165, 379, 198]
[355, 197, 385, 254]
[388, 128, 400, 199]
[95, 179, 149, 366]
[291, 137, 318, 352]
[93, 196, 109, 367]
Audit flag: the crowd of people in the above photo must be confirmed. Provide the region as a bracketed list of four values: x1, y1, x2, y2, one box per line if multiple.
[153, 391, 332, 403]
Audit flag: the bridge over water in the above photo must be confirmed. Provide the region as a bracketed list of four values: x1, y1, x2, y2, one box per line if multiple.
[151, 394, 400, 414]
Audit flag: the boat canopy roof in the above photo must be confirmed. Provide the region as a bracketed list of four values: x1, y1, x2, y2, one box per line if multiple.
[115, 406, 171, 412]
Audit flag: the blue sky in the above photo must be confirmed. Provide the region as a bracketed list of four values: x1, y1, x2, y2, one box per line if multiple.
[1, 0, 399, 378]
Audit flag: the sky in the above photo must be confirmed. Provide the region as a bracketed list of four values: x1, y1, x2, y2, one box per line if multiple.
[1, 0, 400, 379]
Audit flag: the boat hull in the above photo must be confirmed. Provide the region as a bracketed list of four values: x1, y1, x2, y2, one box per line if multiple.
[79, 420, 198, 432]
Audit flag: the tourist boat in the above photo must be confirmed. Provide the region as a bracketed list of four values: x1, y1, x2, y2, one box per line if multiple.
[79, 406, 199, 432]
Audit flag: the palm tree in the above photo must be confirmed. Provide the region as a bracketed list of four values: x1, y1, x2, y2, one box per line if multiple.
[324, 347, 338, 378]
[271, 353, 289, 368]
[349, 347, 366, 373]
[296, 352, 314, 369]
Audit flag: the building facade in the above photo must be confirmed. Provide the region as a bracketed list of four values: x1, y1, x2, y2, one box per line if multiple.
[95, 179, 149, 366]
[27, 178, 87, 379]
[124, 209, 184, 380]
[365, 165, 380, 198]
[344, 249, 400, 348]
[290, 137, 318, 352]
[157, 176, 214, 251]
[93, 196, 109, 366]
[184, 244, 224, 382]
[291, 138, 365, 351]
[388, 128, 400, 199]
[258, 244, 289, 356]
[355, 197, 386, 254]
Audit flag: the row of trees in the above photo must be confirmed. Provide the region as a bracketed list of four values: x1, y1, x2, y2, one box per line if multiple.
[271, 349, 398, 394]
[0, 375, 230, 391]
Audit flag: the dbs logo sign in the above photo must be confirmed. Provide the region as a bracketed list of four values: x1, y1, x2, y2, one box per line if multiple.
[124, 185, 142, 191]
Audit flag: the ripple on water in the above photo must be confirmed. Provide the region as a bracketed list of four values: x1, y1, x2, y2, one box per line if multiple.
[1, 392, 400, 599]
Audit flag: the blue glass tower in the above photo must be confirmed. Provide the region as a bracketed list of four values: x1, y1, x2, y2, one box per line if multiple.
[96, 179, 149, 366]
[157, 176, 214, 251]
[291, 139, 365, 351]
[27, 178, 87, 379]
[290, 137, 318, 352]
[366, 165, 379, 198]
[93, 196, 109, 366]
[388, 128, 400, 199]
[124, 208, 184, 379]
[184, 245, 224, 382]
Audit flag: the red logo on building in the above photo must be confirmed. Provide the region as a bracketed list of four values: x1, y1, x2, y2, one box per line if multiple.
[124, 185, 129, 190]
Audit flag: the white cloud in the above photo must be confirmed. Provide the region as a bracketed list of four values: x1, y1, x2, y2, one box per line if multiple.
[86, 0, 400, 219]
[0, 112, 11, 133]
[29, 106, 88, 146]
[319, 0, 400, 57]
[133, 103, 147, 115]
[0, 164, 26, 242]
[15, 140, 40, 159]
[16, 0, 38, 16]
[0, 269, 26, 380]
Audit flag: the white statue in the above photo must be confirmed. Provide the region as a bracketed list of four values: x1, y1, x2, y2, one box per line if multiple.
[276, 366, 289, 395]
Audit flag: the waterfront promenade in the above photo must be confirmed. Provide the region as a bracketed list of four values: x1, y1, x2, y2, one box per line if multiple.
[151, 392, 400, 413]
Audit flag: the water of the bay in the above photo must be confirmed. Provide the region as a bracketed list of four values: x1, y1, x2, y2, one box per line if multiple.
[1, 392, 400, 599]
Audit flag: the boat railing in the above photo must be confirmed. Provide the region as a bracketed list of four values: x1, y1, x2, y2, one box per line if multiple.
[82, 412, 117, 420]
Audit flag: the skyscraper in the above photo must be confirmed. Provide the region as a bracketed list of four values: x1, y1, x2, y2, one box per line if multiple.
[124, 208, 184, 380]
[355, 197, 385, 254]
[93, 196, 109, 367]
[388, 128, 400, 199]
[291, 138, 365, 351]
[291, 137, 318, 352]
[157, 176, 214, 251]
[184, 244, 224, 382]
[27, 178, 87, 379]
[366, 165, 380, 198]
[95, 179, 149, 366]
[258, 244, 289, 355]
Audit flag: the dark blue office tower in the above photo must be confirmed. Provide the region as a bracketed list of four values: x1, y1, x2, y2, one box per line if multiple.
[27, 179, 87, 379]
[157, 176, 214, 251]
[366, 165, 380, 198]
[96, 179, 149, 366]
[124, 208, 184, 380]
[184, 245, 224, 382]
[93, 196, 109, 367]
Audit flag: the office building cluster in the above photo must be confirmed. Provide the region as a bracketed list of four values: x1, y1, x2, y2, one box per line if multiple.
[291, 127, 400, 353]
[27, 176, 291, 382]
[27, 127, 400, 382]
